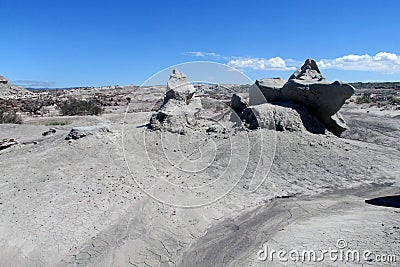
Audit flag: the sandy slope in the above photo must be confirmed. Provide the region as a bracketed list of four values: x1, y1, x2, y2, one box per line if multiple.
[0, 101, 399, 266]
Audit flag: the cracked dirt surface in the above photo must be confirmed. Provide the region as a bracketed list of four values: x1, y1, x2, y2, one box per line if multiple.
[0, 97, 399, 266]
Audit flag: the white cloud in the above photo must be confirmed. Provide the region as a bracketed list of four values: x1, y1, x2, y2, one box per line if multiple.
[184, 51, 225, 59]
[318, 52, 400, 73]
[227, 57, 295, 71]
[184, 51, 294, 71]
[184, 51, 400, 73]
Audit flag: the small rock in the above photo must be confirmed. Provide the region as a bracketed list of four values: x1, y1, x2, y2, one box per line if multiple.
[0, 138, 18, 150]
[206, 125, 226, 134]
[65, 125, 110, 140]
[42, 128, 56, 136]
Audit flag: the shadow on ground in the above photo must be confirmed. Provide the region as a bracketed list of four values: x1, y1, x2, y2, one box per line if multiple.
[365, 195, 400, 208]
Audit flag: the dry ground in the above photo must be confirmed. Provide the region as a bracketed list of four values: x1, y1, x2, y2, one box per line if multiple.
[0, 86, 399, 267]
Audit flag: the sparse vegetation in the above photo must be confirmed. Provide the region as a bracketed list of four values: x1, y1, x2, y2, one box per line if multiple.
[0, 110, 22, 124]
[356, 92, 372, 104]
[45, 120, 69, 126]
[355, 92, 400, 108]
[388, 96, 400, 105]
[59, 99, 103, 116]
[22, 100, 44, 115]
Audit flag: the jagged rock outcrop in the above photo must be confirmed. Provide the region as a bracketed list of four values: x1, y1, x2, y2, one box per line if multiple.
[289, 58, 324, 81]
[249, 59, 354, 136]
[230, 94, 248, 114]
[149, 69, 202, 134]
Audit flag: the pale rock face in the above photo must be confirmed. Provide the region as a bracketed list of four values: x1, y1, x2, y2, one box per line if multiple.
[241, 103, 304, 131]
[249, 59, 355, 136]
[249, 78, 286, 105]
[164, 69, 196, 103]
[149, 69, 202, 133]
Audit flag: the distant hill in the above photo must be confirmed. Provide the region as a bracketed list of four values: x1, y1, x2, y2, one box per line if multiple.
[350, 82, 400, 90]
[0, 75, 32, 98]
[24, 82, 400, 92]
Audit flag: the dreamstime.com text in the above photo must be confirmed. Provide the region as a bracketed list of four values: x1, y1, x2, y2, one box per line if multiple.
[257, 239, 396, 263]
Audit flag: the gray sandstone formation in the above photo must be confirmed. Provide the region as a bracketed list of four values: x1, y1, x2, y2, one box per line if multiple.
[149, 69, 202, 133]
[249, 59, 354, 136]
[164, 69, 196, 103]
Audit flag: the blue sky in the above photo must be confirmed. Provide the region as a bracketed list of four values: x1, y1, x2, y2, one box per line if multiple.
[0, 0, 399, 87]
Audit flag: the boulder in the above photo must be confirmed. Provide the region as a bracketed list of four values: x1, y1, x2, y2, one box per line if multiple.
[241, 103, 325, 134]
[250, 59, 354, 136]
[42, 128, 56, 136]
[230, 94, 248, 114]
[66, 128, 87, 140]
[326, 113, 347, 136]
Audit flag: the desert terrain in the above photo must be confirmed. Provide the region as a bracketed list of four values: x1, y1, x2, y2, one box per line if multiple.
[0, 65, 399, 267]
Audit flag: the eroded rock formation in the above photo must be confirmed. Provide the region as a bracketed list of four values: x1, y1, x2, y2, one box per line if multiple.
[247, 59, 354, 136]
[149, 69, 202, 134]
